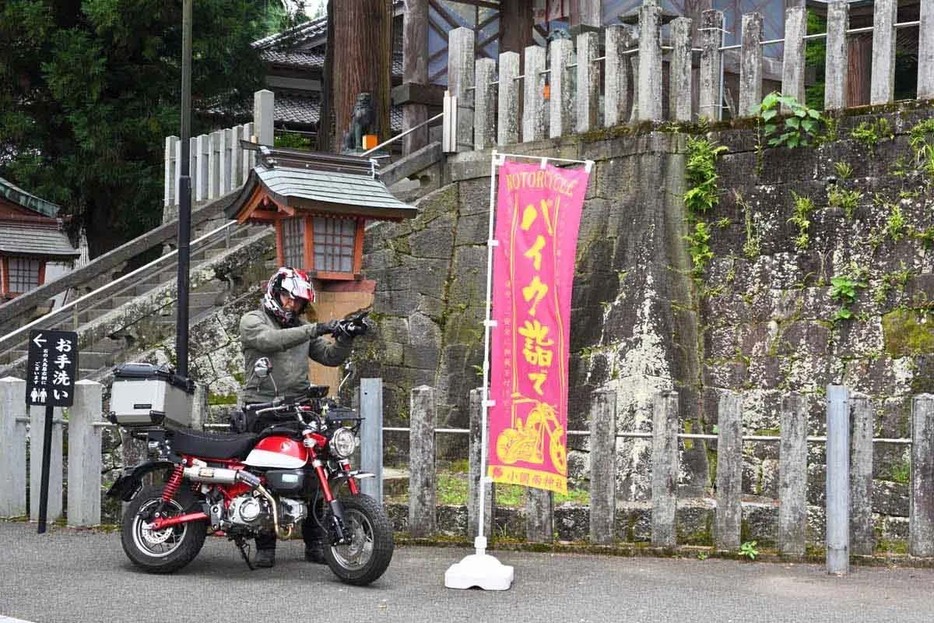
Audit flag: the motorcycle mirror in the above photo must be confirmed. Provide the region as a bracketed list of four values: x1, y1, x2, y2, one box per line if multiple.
[254, 357, 272, 378]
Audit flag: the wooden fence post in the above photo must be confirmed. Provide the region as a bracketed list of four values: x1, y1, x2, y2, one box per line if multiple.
[778, 392, 808, 556]
[526, 488, 553, 543]
[359, 378, 384, 502]
[589, 389, 617, 545]
[699, 10, 724, 121]
[164, 136, 178, 213]
[29, 405, 63, 523]
[576, 31, 600, 133]
[474, 58, 497, 151]
[448, 28, 476, 152]
[715, 391, 743, 551]
[0, 377, 27, 518]
[652, 390, 679, 548]
[824, 1, 850, 111]
[738, 12, 763, 117]
[241, 123, 255, 179]
[67, 381, 103, 527]
[849, 393, 874, 556]
[781, 6, 808, 112]
[253, 89, 275, 146]
[669, 17, 693, 123]
[870, 0, 898, 106]
[522, 45, 547, 143]
[920, 0, 934, 100]
[497, 52, 521, 146]
[548, 37, 574, 139]
[468, 388, 493, 538]
[910, 393, 934, 557]
[195, 134, 209, 202]
[605, 25, 634, 127]
[637, 0, 663, 121]
[826, 385, 850, 575]
[409, 386, 436, 537]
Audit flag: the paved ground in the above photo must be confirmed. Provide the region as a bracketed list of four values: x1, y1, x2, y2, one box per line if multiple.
[2, 520, 934, 622]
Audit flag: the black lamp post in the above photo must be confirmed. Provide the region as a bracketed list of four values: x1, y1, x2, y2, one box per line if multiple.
[176, 0, 192, 378]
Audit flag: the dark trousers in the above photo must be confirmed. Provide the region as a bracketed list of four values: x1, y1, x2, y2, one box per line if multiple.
[255, 515, 324, 551]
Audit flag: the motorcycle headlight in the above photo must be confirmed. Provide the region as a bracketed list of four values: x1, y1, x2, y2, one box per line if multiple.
[329, 428, 358, 458]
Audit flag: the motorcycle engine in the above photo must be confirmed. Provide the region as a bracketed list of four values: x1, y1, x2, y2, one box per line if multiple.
[228, 494, 271, 527]
[279, 498, 307, 526]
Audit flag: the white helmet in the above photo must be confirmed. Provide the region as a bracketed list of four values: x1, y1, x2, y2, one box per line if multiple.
[262, 267, 315, 326]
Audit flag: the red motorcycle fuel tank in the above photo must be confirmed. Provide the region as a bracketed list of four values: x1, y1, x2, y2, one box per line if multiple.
[244, 435, 308, 469]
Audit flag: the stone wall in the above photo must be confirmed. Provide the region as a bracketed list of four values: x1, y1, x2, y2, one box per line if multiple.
[356, 100, 934, 540]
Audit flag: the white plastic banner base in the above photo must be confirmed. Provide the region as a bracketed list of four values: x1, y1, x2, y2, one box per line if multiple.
[444, 552, 514, 591]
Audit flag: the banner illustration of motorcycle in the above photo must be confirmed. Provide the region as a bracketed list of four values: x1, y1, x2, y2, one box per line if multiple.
[488, 160, 591, 495]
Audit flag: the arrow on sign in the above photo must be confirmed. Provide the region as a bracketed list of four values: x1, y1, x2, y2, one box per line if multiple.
[33, 333, 46, 348]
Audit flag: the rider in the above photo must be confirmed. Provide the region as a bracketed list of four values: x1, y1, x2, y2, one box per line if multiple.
[238, 266, 367, 568]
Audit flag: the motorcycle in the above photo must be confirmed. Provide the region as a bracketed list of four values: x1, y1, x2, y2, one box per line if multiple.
[106, 312, 393, 586]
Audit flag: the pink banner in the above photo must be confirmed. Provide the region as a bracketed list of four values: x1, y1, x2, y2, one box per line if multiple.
[488, 160, 590, 495]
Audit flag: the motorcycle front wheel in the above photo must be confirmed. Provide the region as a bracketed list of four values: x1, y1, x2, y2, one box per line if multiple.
[121, 484, 207, 574]
[324, 494, 394, 586]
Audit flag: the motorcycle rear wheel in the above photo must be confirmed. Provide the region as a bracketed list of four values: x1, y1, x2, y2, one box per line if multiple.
[121, 484, 207, 574]
[324, 494, 394, 586]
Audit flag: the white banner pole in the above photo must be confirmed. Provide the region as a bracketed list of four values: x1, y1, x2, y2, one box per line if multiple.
[445, 150, 514, 590]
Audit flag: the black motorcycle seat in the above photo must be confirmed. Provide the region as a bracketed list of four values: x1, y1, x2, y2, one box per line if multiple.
[168, 429, 259, 460]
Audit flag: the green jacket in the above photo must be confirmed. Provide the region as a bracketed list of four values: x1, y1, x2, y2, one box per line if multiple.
[239, 307, 352, 403]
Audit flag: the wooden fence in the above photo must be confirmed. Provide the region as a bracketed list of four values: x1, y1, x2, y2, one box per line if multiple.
[162, 90, 277, 216]
[446, 0, 934, 152]
[7, 374, 934, 561]
[401, 384, 934, 560]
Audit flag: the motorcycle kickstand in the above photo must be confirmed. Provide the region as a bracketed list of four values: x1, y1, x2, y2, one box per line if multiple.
[233, 536, 255, 571]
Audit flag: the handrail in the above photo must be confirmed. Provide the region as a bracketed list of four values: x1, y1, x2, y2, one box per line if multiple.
[0, 191, 237, 327]
[0, 220, 239, 349]
[362, 112, 444, 158]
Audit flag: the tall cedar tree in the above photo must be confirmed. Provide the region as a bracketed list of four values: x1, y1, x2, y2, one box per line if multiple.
[0, 0, 286, 258]
[320, 0, 391, 152]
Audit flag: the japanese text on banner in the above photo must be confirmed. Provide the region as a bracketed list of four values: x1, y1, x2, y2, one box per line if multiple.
[487, 161, 590, 495]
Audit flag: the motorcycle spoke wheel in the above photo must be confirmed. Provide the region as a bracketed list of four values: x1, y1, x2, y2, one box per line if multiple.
[121, 484, 206, 574]
[323, 494, 394, 586]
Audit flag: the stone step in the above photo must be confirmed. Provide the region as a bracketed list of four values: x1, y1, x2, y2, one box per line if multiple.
[77, 350, 115, 370]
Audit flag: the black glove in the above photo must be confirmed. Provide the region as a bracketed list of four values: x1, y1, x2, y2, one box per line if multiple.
[311, 319, 340, 337]
[335, 317, 369, 339]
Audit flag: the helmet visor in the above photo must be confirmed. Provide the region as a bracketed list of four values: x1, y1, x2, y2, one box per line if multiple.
[280, 274, 314, 303]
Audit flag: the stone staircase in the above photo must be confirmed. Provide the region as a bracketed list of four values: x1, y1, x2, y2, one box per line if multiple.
[0, 215, 275, 383]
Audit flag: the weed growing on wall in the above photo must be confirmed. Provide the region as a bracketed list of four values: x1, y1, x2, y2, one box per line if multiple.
[788, 192, 815, 250]
[827, 184, 863, 220]
[850, 118, 894, 152]
[833, 161, 852, 181]
[829, 263, 868, 323]
[684, 136, 728, 215]
[683, 136, 727, 278]
[754, 92, 823, 149]
[908, 119, 934, 177]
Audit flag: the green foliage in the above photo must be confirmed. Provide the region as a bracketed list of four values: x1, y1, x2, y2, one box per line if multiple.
[275, 131, 315, 150]
[739, 540, 759, 560]
[829, 264, 868, 323]
[805, 11, 826, 110]
[884, 202, 907, 242]
[754, 92, 823, 149]
[0, 0, 296, 257]
[683, 137, 728, 215]
[850, 118, 894, 151]
[788, 192, 815, 250]
[908, 119, 934, 177]
[685, 221, 714, 277]
[734, 191, 759, 259]
[827, 185, 863, 220]
[833, 161, 852, 180]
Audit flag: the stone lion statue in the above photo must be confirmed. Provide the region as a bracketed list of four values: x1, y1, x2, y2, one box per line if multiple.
[343, 92, 377, 151]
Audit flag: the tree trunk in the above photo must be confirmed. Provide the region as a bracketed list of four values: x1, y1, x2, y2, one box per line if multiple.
[317, 0, 335, 152]
[328, 0, 392, 152]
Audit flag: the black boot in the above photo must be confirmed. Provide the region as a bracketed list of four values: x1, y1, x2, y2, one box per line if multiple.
[255, 549, 276, 568]
[304, 540, 326, 564]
